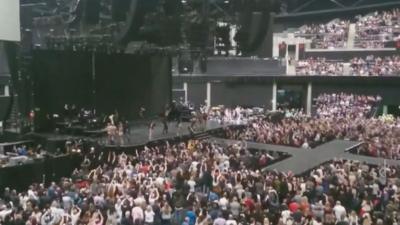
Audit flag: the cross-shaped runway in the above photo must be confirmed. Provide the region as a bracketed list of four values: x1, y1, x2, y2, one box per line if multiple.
[211, 138, 400, 175]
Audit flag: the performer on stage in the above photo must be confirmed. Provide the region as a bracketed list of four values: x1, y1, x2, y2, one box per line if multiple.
[176, 119, 182, 137]
[139, 107, 146, 120]
[148, 121, 156, 141]
[118, 122, 124, 145]
[106, 122, 117, 144]
[108, 114, 115, 126]
[188, 116, 196, 137]
[162, 118, 168, 135]
[162, 107, 170, 134]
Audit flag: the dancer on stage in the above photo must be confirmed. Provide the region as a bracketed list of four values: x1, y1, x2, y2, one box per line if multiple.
[162, 118, 168, 135]
[106, 122, 117, 144]
[176, 119, 182, 137]
[117, 122, 124, 145]
[148, 121, 156, 141]
[162, 107, 170, 134]
[139, 107, 146, 120]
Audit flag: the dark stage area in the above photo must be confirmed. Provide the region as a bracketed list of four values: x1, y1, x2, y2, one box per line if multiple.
[32, 50, 171, 131]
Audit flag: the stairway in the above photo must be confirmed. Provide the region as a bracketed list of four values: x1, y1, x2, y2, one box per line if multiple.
[369, 102, 383, 118]
[342, 63, 351, 75]
[193, 132, 211, 140]
[347, 23, 356, 48]
[286, 59, 296, 75]
[5, 95, 20, 133]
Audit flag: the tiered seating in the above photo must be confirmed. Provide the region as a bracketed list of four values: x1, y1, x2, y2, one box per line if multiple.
[354, 9, 400, 48]
[295, 55, 400, 76]
[350, 55, 400, 76]
[295, 57, 344, 75]
[294, 20, 350, 49]
[292, 9, 400, 49]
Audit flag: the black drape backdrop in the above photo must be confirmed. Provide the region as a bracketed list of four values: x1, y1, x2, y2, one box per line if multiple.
[148, 55, 172, 117]
[95, 53, 152, 119]
[32, 50, 171, 121]
[32, 50, 93, 114]
[95, 53, 171, 119]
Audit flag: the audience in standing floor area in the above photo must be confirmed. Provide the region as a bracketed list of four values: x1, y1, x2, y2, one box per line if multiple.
[225, 93, 400, 159]
[0, 138, 399, 225]
[207, 106, 263, 125]
[0, 93, 400, 225]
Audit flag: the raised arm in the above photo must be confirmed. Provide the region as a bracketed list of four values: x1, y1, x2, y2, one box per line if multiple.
[164, 159, 168, 172]
[75, 205, 82, 215]
[112, 152, 116, 164]
[98, 211, 104, 224]
[155, 188, 160, 199]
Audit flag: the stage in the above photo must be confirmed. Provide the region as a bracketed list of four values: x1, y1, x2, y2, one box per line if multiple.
[99, 120, 227, 148]
[28, 120, 232, 151]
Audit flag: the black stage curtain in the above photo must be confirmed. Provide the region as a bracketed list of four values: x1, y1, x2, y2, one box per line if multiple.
[32, 50, 171, 122]
[32, 50, 93, 114]
[95, 53, 171, 120]
[94, 53, 151, 120]
[148, 55, 172, 117]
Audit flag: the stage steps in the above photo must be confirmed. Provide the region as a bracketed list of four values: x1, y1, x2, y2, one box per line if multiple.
[5, 95, 21, 133]
[347, 23, 356, 48]
[193, 132, 211, 140]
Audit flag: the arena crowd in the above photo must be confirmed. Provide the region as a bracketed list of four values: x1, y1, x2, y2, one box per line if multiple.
[349, 55, 400, 76]
[295, 8, 400, 49]
[0, 94, 399, 225]
[295, 56, 400, 76]
[295, 20, 350, 49]
[355, 9, 400, 48]
[225, 93, 400, 159]
[0, 139, 399, 225]
[295, 58, 344, 76]
[0, 139, 270, 225]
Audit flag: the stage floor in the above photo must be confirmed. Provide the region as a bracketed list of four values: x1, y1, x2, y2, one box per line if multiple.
[99, 120, 224, 147]
[31, 120, 226, 148]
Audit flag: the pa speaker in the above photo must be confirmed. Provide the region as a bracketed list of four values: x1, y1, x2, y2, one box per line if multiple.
[84, 0, 100, 24]
[118, 0, 145, 44]
[112, 0, 130, 22]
